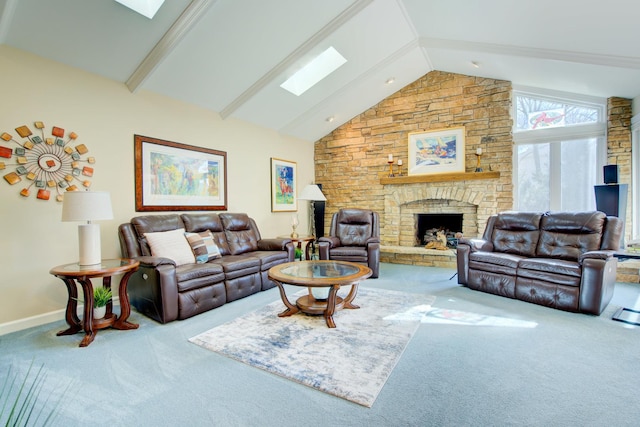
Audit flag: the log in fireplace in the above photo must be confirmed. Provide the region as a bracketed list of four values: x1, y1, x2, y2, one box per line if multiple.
[416, 213, 463, 247]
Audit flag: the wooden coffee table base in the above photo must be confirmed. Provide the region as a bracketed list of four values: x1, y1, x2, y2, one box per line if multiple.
[273, 282, 360, 328]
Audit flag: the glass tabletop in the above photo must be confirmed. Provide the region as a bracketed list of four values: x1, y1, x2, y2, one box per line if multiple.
[278, 261, 361, 279]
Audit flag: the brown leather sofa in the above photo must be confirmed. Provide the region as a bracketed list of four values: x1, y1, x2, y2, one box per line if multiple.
[318, 208, 380, 278]
[456, 211, 623, 315]
[118, 212, 294, 323]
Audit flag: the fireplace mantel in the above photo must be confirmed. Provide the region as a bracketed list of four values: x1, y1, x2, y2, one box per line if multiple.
[380, 171, 500, 185]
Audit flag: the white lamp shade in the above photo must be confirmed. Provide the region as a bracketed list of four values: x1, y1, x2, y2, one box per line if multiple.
[298, 184, 326, 201]
[62, 191, 113, 222]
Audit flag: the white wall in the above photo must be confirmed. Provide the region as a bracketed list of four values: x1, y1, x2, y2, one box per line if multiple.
[0, 46, 315, 333]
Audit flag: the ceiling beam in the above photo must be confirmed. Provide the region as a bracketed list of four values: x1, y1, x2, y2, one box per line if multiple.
[219, 0, 374, 120]
[0, 0, 19, 44]
[420, 37, 640, 70]
[126, 0, 216, 93]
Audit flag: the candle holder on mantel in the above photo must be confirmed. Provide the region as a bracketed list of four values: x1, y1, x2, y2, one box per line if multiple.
[474, 147, 483, 172]
[387, 155, 395, 177]
[397, 159, 403, 176]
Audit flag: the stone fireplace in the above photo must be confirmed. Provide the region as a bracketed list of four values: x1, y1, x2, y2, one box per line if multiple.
[381, 178, 497, 247]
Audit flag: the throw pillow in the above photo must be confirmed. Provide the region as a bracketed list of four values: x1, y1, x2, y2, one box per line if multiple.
[185, 230, 221, 263]
[144, 228, 195, 266]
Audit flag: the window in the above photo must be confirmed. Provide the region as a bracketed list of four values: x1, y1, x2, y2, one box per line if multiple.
[513, 88, 606, 212]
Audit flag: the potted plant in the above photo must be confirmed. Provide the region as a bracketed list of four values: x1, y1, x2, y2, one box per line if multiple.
[92, 287, 112, 320]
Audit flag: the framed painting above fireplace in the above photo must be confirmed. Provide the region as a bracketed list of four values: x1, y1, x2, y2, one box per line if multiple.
[408, 127, 465, 175]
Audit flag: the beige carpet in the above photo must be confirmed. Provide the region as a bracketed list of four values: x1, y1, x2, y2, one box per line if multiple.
[189, 287, 436, 407]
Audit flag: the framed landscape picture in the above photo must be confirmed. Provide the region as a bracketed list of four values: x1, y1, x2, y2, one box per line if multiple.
[270, 157, 297, 212]
[408, 127, 465, 175]
[134, 135, 227, 211]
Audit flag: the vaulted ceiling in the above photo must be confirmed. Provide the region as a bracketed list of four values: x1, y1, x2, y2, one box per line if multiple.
[2, 0, 640, 142]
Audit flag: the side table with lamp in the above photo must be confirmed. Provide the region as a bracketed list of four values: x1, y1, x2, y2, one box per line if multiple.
[52, 191, 139, 347]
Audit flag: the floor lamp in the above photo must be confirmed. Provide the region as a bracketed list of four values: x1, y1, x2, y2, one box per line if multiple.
[298, 184, 326, 259]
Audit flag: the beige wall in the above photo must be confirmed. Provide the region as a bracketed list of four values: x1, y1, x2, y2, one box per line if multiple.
[0, 46, 314, 332]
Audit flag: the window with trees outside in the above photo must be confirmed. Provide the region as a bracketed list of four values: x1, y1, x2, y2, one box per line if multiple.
[513, 88, 607, 212]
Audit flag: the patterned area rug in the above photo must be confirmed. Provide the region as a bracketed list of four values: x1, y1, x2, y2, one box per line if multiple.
[189, 288, 436, 407]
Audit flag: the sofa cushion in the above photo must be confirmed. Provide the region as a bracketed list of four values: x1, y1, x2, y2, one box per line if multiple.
[144, 228, 195, 266]
[220, 213, 259, 255]
[250, 250, 289, 270]
[210, 255, 261, 279]
[536, 211, 605, 261]
[491, 212, 542, 257]
[185, 230, 221, 263]
[518, 257, 582, 278]
[175, 263, 225, 292]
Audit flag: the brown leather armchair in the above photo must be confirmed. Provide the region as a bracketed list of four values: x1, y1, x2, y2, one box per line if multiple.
[318, 208, 380, 278]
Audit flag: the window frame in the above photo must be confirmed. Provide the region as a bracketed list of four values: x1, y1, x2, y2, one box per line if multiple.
[512, 86, 607, 211]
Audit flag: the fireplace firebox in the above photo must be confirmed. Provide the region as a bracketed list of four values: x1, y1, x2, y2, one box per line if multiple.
[416, 213, 463, 247]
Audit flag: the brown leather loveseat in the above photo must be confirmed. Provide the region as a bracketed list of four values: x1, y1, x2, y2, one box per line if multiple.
[118, 212, 294, 323]
[456, 211, 623, 315]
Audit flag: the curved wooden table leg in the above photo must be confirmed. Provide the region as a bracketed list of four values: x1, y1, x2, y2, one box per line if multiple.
[113, 269, 139, 330]
[323, 285, 341, 328]
[342, 282, 360, 309]
[56, 278, 82, 336]
[78, 278, 96, 347]
[273, 279, 299, 317]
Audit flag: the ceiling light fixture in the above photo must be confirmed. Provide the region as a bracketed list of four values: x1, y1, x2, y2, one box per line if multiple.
[280, 47, 347, 96]
[114, 0, 165, 19]
[386, 77, 395, 84]
[471, 61, 480, 68]
[326, 116, 335, 123]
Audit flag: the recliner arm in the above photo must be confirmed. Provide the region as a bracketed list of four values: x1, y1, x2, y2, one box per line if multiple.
[579, 257, 617, 315]
[318, 236, 340, 260]
[579, 250, 615, 263]
[127, 258, 179, 324]
[318, 236, 341, 248]
[258, 238, 292, 251]
[134, 255, 176, 268]
[458, 237, 494, 253]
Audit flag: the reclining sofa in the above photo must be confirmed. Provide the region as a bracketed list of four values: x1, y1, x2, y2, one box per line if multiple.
[118, 213, 294, 323]
[456, 211, 623, 315]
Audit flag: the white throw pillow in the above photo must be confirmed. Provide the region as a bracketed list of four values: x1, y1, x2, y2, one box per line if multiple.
[144, 228, 195, 266]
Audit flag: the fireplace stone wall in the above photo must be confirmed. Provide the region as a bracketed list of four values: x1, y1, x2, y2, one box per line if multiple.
[315, 70, 514, 254]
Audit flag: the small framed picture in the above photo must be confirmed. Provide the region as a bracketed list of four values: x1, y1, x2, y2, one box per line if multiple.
[270, 158, 297, 212]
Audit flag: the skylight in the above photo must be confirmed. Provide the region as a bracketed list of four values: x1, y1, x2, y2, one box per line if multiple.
[115, 0, 165, 19]
[280, 47, 347, 96]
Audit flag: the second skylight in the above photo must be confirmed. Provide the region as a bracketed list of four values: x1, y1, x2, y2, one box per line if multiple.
[280, 47, 347, 96]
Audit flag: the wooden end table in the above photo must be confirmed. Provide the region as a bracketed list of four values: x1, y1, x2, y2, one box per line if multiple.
[268, 260, 372, 328]
[278, 235, 315, 260]
[50, 259, 140, 347]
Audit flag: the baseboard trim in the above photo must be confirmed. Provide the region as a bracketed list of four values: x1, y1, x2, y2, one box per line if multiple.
[0, 298, 121, 337]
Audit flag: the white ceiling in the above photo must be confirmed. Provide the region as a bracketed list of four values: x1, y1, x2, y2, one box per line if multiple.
[2, 0, 640, 142]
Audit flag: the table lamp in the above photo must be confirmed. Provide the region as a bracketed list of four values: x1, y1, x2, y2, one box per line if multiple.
[298, 184, 327, 239]
[62, 191, 113, 266]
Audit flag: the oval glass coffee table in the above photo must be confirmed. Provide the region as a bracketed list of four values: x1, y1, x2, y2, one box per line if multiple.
[268, 260, 372, 328]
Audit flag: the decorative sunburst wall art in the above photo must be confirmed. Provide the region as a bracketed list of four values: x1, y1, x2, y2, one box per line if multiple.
[0, 122, 96, 202]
